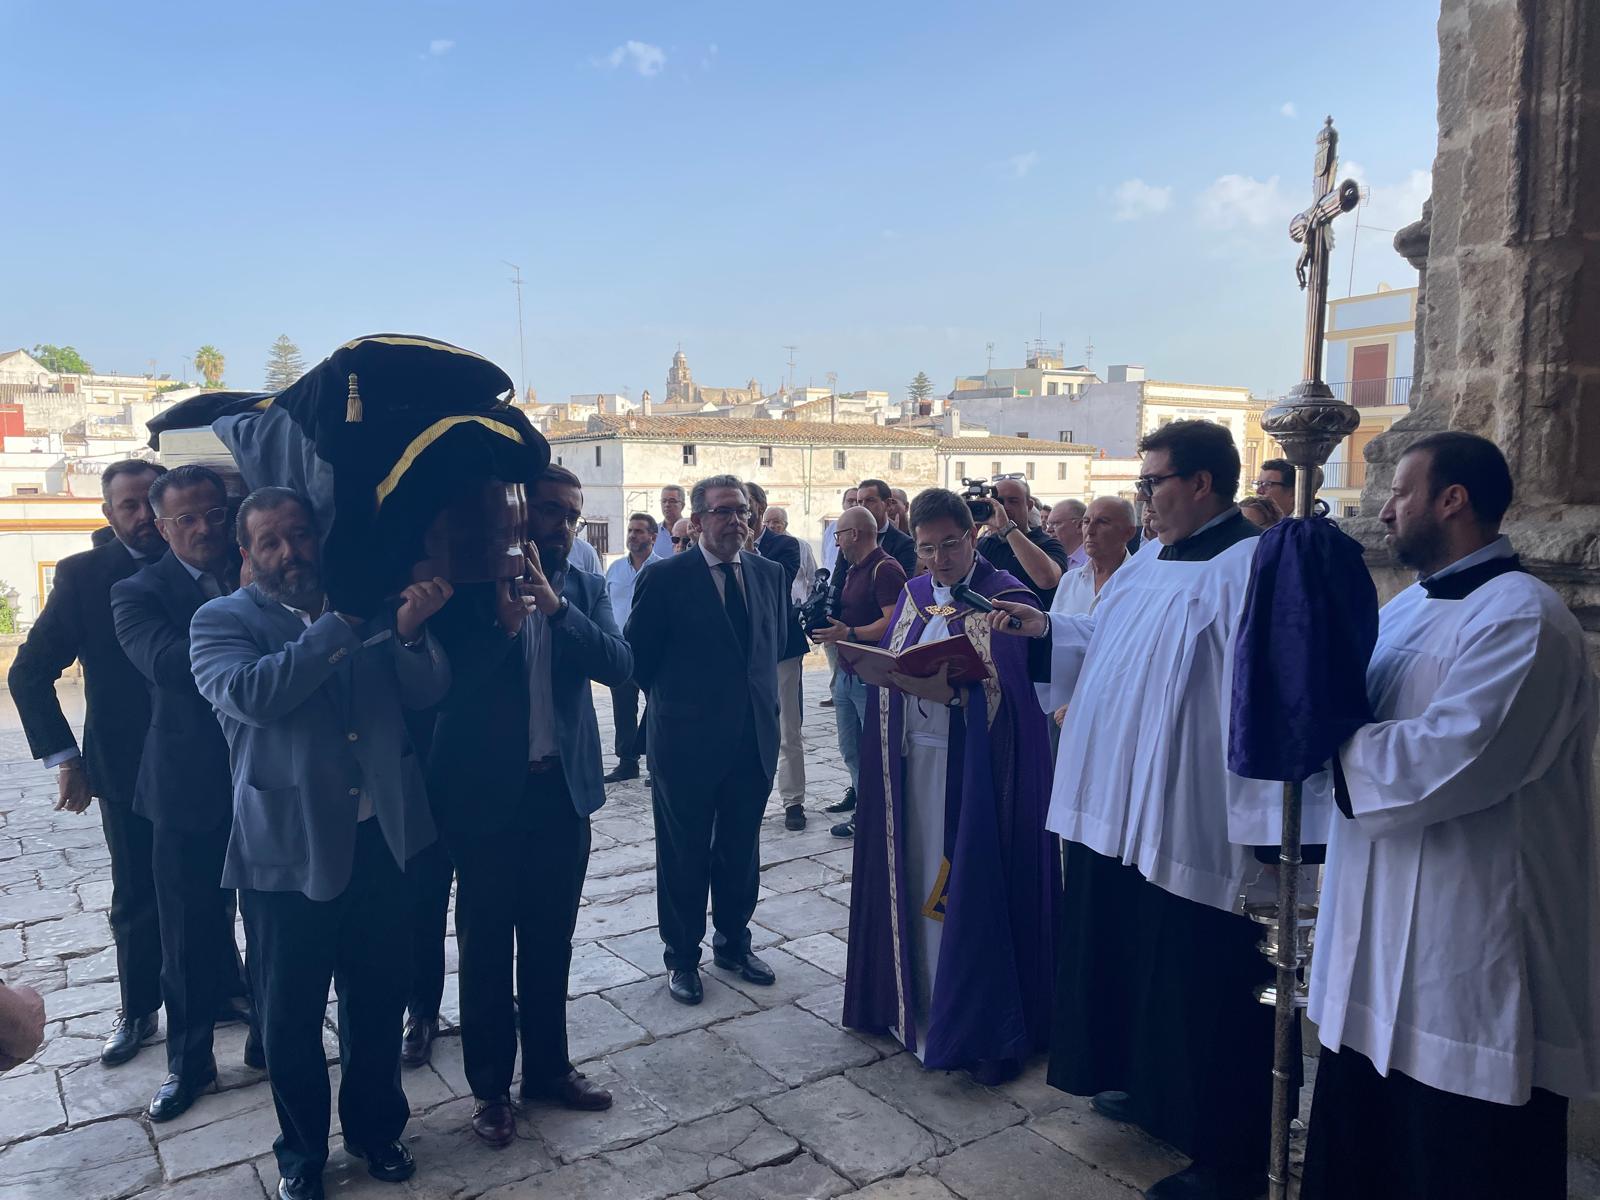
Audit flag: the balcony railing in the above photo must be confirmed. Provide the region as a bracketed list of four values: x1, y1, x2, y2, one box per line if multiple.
[1329, 376, 1411, 407]
[1321, 460, 1367, 490]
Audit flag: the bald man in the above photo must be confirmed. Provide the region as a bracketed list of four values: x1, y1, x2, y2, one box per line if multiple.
[1045, 500, 1089, 569]
[670, 518, 695, 553]
[811, 506, 908, 837]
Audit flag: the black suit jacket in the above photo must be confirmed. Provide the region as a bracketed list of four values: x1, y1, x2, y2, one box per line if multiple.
[110, 550, 233, 831]
[879, 523, 919, 576]
[756, 530, 810, 661]
[625, 549, 787, 785]
[9, 539, 152, 806]
[429, 569, 633, 835]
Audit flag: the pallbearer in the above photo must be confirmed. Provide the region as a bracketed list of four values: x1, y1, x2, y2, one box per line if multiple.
[1303, 433, 1600, 1200]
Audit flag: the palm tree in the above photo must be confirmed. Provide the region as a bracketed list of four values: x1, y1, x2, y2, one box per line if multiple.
[194, 345, 226, 388]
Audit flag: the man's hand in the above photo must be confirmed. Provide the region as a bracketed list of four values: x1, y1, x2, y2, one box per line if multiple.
[0, 981, 46, 1070]
[886, 661, 957, 705]
[984, 504, 1011, 537]
[986, 598, 1049, 638]
[522, 543, 562, 617]
[810, 617, 850, 646]
[1053, 704, 1068, 728]
[55, 760, 90, 814]
[493, 577, 535, 636]
[397, 576, 455, 642]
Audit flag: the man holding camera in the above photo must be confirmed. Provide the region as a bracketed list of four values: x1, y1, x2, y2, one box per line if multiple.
[811, 506, 907, 839]
[974, 477, 1070, 607]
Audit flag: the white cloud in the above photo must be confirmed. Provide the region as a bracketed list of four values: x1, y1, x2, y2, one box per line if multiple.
[1196, 174, 1289, 230]
[1006, 150, 1040, 179]
[428, 39, 454, 57]
[1111, 178, 1172, 221]
[603, 40, 666, 77]
[1280, 101, 1297, 118]
[1342, 161, 1432, 232]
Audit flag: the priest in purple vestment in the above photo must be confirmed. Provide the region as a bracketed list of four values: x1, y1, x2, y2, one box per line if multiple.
[842, 487, 1057, 1083]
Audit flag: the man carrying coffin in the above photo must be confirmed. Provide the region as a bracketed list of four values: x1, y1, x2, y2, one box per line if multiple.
[843, 487, 1055, 1084]
[989, 420, 1301, 1200]
[1302, 433, 1600, 1200]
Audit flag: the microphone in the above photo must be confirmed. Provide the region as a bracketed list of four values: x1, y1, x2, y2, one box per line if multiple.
[952, 581, 1023, 630]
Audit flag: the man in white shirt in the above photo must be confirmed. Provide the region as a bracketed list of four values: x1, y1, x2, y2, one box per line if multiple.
[1040, 497, 1134, 726]
[654, 486, 686, 559]
[1044, 499, 1088, 570]
[567, 530, 601, 575]
[1303, 432, 1600, 1200]
[602, 513, 664, 783]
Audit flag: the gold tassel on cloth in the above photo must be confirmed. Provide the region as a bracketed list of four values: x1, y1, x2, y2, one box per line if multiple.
[346, 374, 363, 422]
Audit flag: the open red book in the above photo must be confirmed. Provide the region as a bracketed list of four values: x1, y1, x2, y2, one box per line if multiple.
[837, 632, 992, 689]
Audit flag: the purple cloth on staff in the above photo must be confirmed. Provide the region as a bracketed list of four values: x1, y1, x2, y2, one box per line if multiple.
[1228, 516, 1379, 783]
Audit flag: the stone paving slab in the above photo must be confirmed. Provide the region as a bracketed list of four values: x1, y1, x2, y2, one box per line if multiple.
[930, 1125, 1139, 1199]
[698, 1150, 852, 1199]
[602, 973, 757, 1039]
[758, 1075, 938, 1186]
[0, 1116, 163, 1200]
[712, 1004, 880, 1086]
[0, 1066, 67, 1144]
[607, 1027, 787, 1124]
[847, 1052, 1028, 1151]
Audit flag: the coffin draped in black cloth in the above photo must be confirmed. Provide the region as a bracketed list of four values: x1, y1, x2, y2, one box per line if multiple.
[152, 335, 550, 618]
[1227, 515, 1379, 783]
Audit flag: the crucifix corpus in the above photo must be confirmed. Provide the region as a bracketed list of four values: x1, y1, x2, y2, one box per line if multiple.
[1257, 115, 1363, 1200]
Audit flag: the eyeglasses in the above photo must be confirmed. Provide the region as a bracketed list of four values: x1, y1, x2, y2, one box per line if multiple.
[156, 506, 227, 532]
[914, 532, 972, 559]
[1254, 479, 1290, 493]
[702, 505, 752, 521]
[1134, 471, 1188, 499]
[832, 529, 860, 544]
[531, 501, 586, 532]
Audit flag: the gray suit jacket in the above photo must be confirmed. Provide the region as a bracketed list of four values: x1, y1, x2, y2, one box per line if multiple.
[189, 584, 450, 902]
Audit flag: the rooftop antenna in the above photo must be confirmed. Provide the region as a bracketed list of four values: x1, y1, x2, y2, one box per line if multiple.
[783, 345, 799, 390]
[1084, 335, 1095, 371]
[502, 260, 528, 403]
[985, 341, 995, 372]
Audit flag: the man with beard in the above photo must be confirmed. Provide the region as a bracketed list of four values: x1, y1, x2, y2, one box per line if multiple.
[1302, 433, 1600, 1200]
[10, 459, 168, 1068]
[190, 487, 452, 1200]
[655, 485, 687, 559]
[111, 465, 258, 1122]
[430, 464, 633, 1144]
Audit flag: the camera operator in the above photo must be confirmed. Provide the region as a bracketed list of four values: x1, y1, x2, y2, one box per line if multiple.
[811, 506, 907, 838]
[974, 477, 1071, 607]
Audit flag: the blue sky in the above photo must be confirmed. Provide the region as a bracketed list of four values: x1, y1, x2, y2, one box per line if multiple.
[2, 1, 1439, 403]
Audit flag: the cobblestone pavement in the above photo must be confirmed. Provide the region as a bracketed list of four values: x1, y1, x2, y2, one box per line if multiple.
[2, 664, 1595, 1199]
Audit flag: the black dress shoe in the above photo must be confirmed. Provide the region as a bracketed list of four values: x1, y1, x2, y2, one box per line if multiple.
[214, 995, 253, 1025]
[342, 1138, 415, 1183]
[784, 804, 807, 831]
[521, 1069, 613, 1111]
[147, 1059, 217, 1122]
[830, 817, 855, 838]
[1144, 1163, 1266, 1200]
[667, 967, 703, 1005]
[101, 1011, 158, 1066]
[400, 1016, 436, 1068]
[244, 1028, 266, 1071]
[712, 949, 775, 986]
[1090, 1089, 1135, 1122]
[471, 1096, 516, 1148]
[824, 786, 857, 814]
[602, 760, 640, 784]
[278, 1175, 324, 1200]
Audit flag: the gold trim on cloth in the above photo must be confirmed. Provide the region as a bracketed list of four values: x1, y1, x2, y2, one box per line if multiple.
[920, 858, 950, 923]
[922, 603, 956, 618]
[374, 415, 525, 508]
[880, 587, 921, 1041]
[957, 614, 1003, 729]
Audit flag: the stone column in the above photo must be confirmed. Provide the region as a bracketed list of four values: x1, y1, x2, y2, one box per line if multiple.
[1352, 0, 1600, 605]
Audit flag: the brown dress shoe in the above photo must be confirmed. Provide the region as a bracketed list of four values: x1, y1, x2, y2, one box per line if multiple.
[471, 1096, 516, 1148]
[521, 1069, 613, 1112]
[400, 1016, 436, 1068]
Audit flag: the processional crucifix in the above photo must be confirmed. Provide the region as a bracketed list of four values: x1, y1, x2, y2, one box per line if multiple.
[1257, 116, 1361, 1200]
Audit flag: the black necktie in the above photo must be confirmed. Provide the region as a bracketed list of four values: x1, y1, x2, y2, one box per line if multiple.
[718, 561, 750, 657]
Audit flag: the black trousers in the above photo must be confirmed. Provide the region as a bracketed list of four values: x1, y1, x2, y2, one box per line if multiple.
[450, 768, 591, 1100]
[609, 681, 641, 764]
[652, 727, 769, 972]
[98, 798, 163, 1019]
[152, 818, 250, 1077]
[405, 838, 453, 1022]
[241, 820, 411, 1180]
[1301, 1044, 1568, 1200]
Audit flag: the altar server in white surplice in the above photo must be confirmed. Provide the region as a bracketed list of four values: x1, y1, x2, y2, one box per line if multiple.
[1302, 432, 1600, 1200]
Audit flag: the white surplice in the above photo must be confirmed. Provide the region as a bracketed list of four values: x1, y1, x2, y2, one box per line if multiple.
[1040, 533, 1304, 913]
[1309, 543, 1600, 1105]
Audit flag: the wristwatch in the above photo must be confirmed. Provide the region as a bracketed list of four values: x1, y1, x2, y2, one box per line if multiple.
[846, 627, 859, 643]
[945, 690, 964, 709]
[1000, 521, 1020, 537]
[549, 596, 571, 622]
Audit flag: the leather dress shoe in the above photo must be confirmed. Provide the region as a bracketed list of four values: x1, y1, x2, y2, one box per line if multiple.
[1144, 1163, 1266, 1200]
[824, 786, 856, 814]
[471, 1096, 517, 1148]
[521, 1069, 612, 1111]
[830, 817, 855, 838]
[342, 1137, 415, 1182]
[101, 1011, 158, 1066]
[214, 994, 253, 1025]
[667, 967, 703, 1005]
[400, 1016, 436, 1068]
[602, 760, 640, 783]
[278, 1175, 324, 1200]
[713, 949, 775, 986]
[784, 804, 807, 831]
[1090, 1090, 1135, 1122]
[147, 1059, 217, 1122]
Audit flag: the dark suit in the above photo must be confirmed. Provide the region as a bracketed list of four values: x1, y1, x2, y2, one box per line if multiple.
[9, 538, 161, 1019]
[879, 524, 918, 577]
[429, 570, 632, 1099]
[625, 548, 786, 970]
[111, 550, 250, 1078]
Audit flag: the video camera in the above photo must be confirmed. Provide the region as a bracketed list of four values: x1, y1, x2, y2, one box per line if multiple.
[961, 477, 998, 524]
[798, 567, 837, 633]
